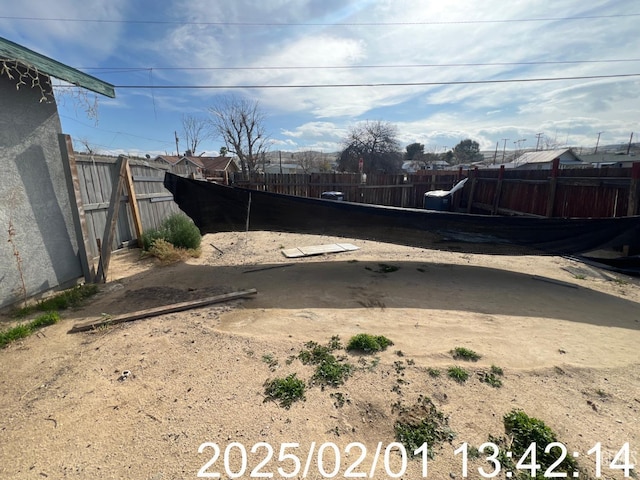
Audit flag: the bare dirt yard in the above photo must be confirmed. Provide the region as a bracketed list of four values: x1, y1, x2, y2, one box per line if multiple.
[1, 231, 639, 480]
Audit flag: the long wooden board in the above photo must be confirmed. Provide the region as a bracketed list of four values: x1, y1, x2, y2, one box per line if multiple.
[281, 243, 360, 258]
[68, 289, 257, 333]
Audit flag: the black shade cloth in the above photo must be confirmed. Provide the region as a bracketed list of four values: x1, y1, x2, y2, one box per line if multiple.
[164, 173, 640, 257]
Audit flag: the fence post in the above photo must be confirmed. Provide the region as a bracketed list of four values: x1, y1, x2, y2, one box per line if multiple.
[466, 167, 478, 213]
[545, 158, 560, 217]
[58, 134, 95, 283]
[622, 162, 640, 256]
[492, 165, 505, 215]
[627, 162, 640, 216]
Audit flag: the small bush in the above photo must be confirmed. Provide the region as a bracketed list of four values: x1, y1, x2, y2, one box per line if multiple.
[148, 239, 194, 263]
[450, 347, 481, 361]
[448, 366, 469, 383]
[346, 333, 394, 353]
[263, 374, 306, 409]
[503, 410, 578, 476]
[141, 213, 202, 253]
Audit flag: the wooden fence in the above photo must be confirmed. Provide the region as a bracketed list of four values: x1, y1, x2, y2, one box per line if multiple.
[232, 170, 466, 209]
[62, 145, 180, 261]
[232, 160, 640, 218]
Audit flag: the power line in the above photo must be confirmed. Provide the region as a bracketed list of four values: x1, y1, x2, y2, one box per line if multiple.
[80, 58, 640, 72]
[2, 13, 640, 27]
[53, 72, 640, 90]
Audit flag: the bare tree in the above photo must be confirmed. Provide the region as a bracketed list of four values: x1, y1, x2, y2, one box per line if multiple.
[208, 96, 270, 175]
[78, 137, 98, 155]
[181, 114, 210, 156]
[338, 120, 402, 173]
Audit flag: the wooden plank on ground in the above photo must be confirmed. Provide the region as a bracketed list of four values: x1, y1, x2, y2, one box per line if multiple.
[281, 243, 360, 258]
[68, 288, 258, 333]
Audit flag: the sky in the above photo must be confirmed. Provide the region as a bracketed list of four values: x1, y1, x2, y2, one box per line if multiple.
[1, 0, 639, 158]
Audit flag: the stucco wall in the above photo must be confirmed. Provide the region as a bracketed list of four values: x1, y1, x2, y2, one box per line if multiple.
[0, 70, 83, 309]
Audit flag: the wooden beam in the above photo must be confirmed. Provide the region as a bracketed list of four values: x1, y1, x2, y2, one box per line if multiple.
[0, 36, 115, 98]
[68, 289, 258, 333]
[95, 156, 127, 283]
[58, 134, 95, 282]
[124, 160, 144, 241]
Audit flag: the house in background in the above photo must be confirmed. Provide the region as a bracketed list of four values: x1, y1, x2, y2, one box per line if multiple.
[496, 148, 587, 170]
[199, 156, 239, 183]
[155, 155, 238, 182]
[263, 163, 305, 174]
[155, 155, 204, 178]
[0, 36, 115, 309]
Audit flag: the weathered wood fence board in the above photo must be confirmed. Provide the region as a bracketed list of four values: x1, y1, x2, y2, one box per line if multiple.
[70, 152, 181, 259]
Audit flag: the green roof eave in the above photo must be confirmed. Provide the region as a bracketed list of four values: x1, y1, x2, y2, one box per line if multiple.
[0, 36, 115, 98]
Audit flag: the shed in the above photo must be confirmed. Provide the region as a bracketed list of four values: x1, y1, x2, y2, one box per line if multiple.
[0, 36, 115, 309]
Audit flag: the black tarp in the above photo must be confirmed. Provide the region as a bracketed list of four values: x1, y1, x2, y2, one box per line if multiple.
[164, 173, 640, 257]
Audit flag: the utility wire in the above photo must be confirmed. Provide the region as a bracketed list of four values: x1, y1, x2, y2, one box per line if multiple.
[79, 58, 640, 72]
[53, 72, 640, 90]
[2, 13, 639, 26]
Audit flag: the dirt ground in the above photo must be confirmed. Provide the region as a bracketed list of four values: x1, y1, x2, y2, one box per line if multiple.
[1, 231, 639, 480]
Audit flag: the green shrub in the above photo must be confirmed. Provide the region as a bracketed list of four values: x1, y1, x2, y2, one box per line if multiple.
[502, 410, 578, 477]
[142, 213, 201, 252]
[346, 333, 394, 353]
[263, 374, 306, 408]
[141, 228, 165, 251]
[161, 213, 202, 250]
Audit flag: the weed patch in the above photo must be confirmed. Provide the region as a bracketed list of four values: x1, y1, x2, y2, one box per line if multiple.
[346, 333, 393, 353]
[450, 347, 481, 361]
[298, 337, 353, 388]
[311, 356, 353, 388]
[1, 312, 60, 349]
[263, 374, 306, 409]
[394, 396, 455, 457]
[261, 353, 279, 371]
[13, 284, 99, 318]
[491, 409, 579, 479]
[448, 366, 469, 383]
[427, 367, 441, 378]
